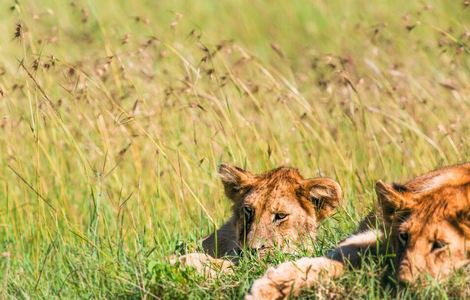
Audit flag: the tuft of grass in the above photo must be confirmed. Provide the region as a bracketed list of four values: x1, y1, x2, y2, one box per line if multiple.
[0, 0, 469, 298]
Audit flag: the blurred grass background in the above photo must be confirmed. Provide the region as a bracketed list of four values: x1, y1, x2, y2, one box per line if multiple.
[0, 0, 469, 298]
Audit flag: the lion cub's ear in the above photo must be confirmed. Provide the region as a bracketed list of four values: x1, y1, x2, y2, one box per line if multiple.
[218, 163, 255, 202]
[302, 178, 342, 220]
[376, 180, 412, 223]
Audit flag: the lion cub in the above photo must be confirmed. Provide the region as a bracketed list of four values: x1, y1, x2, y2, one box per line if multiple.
[248, 163, 470, 299]
[173, 163, 342, 277]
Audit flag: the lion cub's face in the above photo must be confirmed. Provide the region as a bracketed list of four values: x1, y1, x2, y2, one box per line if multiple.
[218, 164, 341, 256]
[377, 163, 470, 284]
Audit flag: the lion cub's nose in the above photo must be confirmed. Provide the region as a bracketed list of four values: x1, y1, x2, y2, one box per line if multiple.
[397, 266, 418, 286]
[248, 242, 268, 252]
[255, 244, 267, 251]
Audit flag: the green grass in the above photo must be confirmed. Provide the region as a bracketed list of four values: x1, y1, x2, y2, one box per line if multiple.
[0, 0, 469, 298]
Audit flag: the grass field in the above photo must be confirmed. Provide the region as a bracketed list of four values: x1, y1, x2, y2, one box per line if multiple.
[0, 0, 469, 298]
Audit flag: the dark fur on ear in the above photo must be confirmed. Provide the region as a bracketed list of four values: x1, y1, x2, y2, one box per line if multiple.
[456, 210, 470, 227]
[218, 163, 254, 202]
[376, 180, 412, 224]
[392, 183, 408, 193]
[302, 178, 342, 220]
[449, 209, 470, 238]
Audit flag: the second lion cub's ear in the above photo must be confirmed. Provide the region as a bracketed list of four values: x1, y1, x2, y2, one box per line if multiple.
[303, 178, 342, 220]
[375, 180, 410, 215]
[218, 163, 255, 201]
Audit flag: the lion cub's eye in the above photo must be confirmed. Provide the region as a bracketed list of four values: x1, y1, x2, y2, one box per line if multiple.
[243, 206, 254, 219]
[431, 240, 448, 252]
[398, 232, 409, 246]
[274, 213, 288, 222]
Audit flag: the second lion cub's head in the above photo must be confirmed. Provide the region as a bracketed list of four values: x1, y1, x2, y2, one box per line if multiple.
[219, 163, 342, 255]
[377, 163, 470, 284]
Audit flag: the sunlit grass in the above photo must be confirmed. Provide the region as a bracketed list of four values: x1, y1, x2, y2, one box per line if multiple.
[0, 0, 469, 298]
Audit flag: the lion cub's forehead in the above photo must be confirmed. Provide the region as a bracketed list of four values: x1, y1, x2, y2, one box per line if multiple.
[246, 167, 303, 204]
[401, 190, 470, 237]
[255, 167, 303, 189]
[409, 185, 470, 216]
[402, 216, 467, 242]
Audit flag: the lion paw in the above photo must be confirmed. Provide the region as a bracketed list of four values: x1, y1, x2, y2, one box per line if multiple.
[170, 253, 234, 278]
[246, 257, 344, 299]
[246, 262, 302, 300]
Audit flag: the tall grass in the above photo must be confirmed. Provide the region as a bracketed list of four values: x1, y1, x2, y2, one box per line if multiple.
[0, 0, 469, 298]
